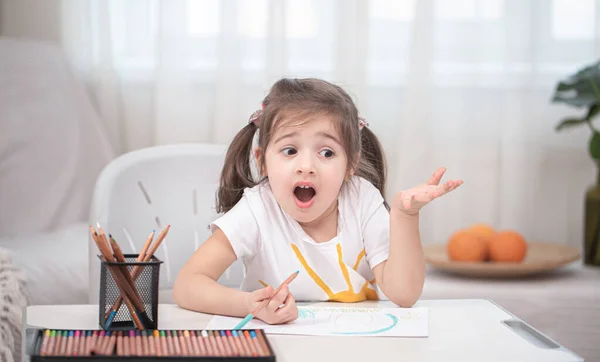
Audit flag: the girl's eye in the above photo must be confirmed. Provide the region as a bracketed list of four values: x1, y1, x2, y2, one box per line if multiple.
[282, 147, 297, 156]
[319, 149, 335, 158]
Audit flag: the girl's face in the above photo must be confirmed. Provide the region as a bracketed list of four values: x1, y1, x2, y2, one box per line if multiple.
[255, 116, 349, 225]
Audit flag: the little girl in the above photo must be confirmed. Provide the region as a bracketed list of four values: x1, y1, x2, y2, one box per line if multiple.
[173, 78, 462, 325]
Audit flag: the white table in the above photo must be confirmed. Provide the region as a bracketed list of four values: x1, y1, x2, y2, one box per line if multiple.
[25, 300, 584, 362]
[421, 262, 600, 361]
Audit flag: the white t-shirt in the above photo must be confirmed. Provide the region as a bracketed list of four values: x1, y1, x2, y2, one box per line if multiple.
[210, 176, 390, 302]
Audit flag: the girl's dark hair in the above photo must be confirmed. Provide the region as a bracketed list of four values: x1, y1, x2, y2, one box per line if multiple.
[216, 78, 387, 213]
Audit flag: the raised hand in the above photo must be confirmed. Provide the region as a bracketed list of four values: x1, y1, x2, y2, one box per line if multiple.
[392, 167, 463, 215]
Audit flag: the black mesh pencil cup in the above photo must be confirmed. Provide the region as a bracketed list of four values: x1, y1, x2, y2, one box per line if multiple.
[98, 254, 162, 331]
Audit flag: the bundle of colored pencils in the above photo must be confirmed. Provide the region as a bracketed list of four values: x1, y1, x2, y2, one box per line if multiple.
[89, 223, 170, 330]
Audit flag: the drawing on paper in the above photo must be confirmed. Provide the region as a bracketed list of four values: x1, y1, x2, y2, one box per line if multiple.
[294, 307, 400, 335]
[206, 306, 429, 337]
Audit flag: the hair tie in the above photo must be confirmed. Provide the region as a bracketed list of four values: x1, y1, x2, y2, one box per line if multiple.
[359, 116, 369, 130]
[248, 110, 262, 127]
[248, 102, 264, 127]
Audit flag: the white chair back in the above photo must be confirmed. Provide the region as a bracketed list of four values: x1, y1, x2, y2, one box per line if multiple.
[87, 143, 244, 304]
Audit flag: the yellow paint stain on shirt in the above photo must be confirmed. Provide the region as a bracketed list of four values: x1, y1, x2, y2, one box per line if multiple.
[291, 243, 379, 302]
[291, 244, 335, 298]
[337, 243, 355, 293]
[353, 248, 366, 270]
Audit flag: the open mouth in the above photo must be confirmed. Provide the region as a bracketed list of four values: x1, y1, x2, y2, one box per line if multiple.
[293, 183, 316, 208]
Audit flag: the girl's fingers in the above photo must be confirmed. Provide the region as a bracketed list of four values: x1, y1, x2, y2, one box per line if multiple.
[395, 177, 462, 210]
[251, 286, 274, 302]
[435, 180, 462, 197]
[426, 167, 446, 186]
[403, 194, 414, 209]
[276, 293, 298, 323]
[278, 291, 295, 311]
[445, 180, 463, 192]
[267, 285, 289, 312]
[260, 292, 297, 325]
[283, 309, 298, 324]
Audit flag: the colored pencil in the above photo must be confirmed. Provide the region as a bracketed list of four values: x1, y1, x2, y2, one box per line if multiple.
[175, 330, 184, 356]
[237, 329, 253, 356]
[107, 234, 151, 326]
[110, 235, 144, 304]
[105, 226, 169, 325]
[90, 227, 145, 329]
[231, 330, 244, 356]
[38, 329, 271, 357]
[106, 229, 156, 319]
[195, 330, 208, 356]
[153, 330, 162, 356]
[243, 330, 259, 356]
[255, 329, 270, 356]
[219, 330, 233, 356]
[116, 331, 123, 356]
[188, 330, 200, 355]
[122, 331, 130, 356]
[58, 330, 68, 356]
[234, 270, 300, 329]
[98, 331, 111, 355]
[46, 330, 56, 356]
[204, 330, 217, 356]
[52, 330, 61, 356]
[249, 330, 264, 356]
[73, 330, 80, 356]
[91, 226, 148, 329]
[40, 330, 50, 356]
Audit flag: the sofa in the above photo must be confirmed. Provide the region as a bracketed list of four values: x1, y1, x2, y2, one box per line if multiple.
[0, 36, 114, 306]
[0, 249, 28, 362]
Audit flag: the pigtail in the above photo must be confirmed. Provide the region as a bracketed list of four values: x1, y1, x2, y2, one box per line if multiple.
[216, 123, 258, 214]
[356, 126, 388, 205]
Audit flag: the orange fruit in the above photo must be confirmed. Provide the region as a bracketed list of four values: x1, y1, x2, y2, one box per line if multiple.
[469, 224, 496, 239]
[468, 224, 496, 260]
[447, 230, 488, 262]
[488, 230, 527, 262]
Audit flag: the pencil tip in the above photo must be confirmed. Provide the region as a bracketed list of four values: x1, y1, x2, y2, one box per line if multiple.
[295, 270, 299, 274]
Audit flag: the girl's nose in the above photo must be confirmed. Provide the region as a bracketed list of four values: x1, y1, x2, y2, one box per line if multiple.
[295, 154, 316, 175]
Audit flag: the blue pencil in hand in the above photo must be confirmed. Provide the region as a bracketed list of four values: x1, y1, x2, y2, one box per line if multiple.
[234, 270, 299, 329]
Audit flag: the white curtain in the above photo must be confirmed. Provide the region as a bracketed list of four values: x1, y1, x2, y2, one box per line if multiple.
[53, 0, 599, 247]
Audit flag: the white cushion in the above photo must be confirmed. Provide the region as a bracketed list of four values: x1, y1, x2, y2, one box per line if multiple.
[0, 223, 89, 305]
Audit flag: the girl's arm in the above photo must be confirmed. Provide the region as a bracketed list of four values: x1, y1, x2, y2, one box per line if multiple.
[372, 211, 424, 308]
[372, 167, 462, 307]
[172, 228, 251, 317]
[172, 228, 298, 324]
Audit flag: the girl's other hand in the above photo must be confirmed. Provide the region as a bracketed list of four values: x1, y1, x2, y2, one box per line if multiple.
[392, 167, 463, 215]
[245, 285, 298, 325]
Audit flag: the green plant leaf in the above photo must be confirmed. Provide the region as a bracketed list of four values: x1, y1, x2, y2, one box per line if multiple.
[556, 117, 587, 131]
[587, 104, 600, 120]
[552, 60, 600, 108]
[589, 131, 600, 160]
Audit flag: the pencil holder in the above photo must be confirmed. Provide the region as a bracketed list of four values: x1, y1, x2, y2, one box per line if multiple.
[98, 254, 162, 331]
